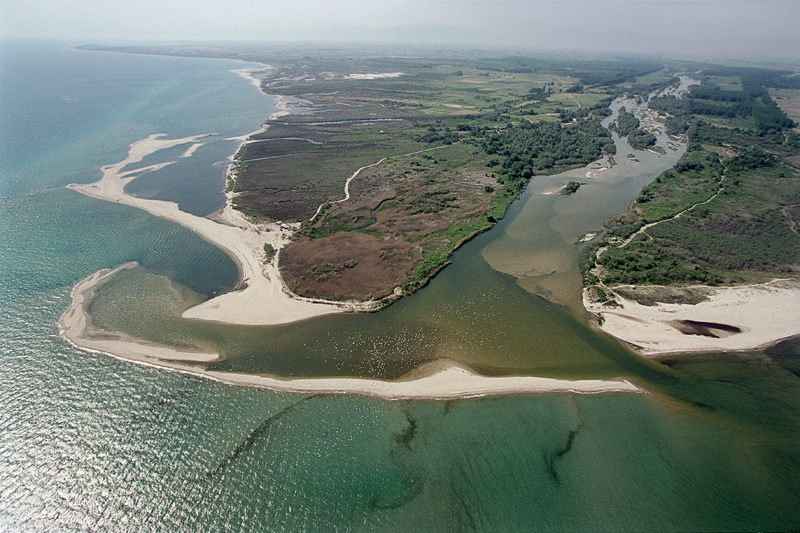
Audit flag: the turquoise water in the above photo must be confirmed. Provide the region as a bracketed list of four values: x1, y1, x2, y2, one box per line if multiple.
[1, 40, 799, 531]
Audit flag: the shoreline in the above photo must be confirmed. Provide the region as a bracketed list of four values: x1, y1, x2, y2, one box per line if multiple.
[60, 74, 704, 398]
[57, 267, 642, 398]
[59, 128, 646, 398]
[583, 279, 800, 356]
[67, 132, 353, 326]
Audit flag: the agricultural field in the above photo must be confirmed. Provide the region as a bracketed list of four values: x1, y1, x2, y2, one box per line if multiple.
[769, 88, 800, 126]
[705, 75, 744, 91]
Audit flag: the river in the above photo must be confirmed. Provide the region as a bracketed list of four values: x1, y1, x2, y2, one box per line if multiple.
[2, 43, 798, 531]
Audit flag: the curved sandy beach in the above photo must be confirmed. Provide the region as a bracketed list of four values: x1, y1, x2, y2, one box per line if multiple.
[67, 132, 352, 326]
[58, 263, 641, 399]
[584, 279, 800, 356]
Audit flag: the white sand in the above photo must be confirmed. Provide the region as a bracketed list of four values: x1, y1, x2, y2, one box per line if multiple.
[57, 267, 641, 398]
[345, 72, 405, 80]
[584, 279, 800, 355]
[230, 66, 274, 91]
[206, 361, 642, 400]
[59, 264, 221, 363]
[68, 133, 349, 326]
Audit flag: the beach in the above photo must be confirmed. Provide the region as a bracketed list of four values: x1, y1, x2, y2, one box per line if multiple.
[67, 132, 350, 326]
[584, 279, 800, 356]
[58, 259, 642, 399]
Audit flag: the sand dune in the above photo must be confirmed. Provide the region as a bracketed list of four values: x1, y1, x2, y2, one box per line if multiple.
[584, 279, 800, 356]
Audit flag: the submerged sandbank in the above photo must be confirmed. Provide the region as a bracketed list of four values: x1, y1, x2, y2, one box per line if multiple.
[59, 263, 220, 363]
[584, 279, 800, 356]
[58, 263, 641, 398]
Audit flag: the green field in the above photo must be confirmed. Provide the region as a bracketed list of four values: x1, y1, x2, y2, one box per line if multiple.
[590, 148, 800, 289]
[706, 75, 744, 91]
[769, 88, 800, 123]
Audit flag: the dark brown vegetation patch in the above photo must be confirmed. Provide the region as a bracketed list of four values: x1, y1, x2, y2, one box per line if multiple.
[280, 232, 420, 301]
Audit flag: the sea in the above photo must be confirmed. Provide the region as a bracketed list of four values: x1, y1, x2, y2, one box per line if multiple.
[1, 39, 799, 532]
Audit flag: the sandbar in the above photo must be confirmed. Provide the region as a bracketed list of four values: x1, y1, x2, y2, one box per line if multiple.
[58, 265, 641, 399]
[345, 72, 405, 80]
[584, 279, 800, 356]
[68, 133, 351, 326]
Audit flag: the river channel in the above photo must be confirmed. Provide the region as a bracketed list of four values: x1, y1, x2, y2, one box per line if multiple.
[87, 97, 685, 382]
[6, 45, 799, 531]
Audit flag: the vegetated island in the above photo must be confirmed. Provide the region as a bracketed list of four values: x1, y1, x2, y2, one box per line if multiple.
[582, 65, 800, 355]
[224, 53, 626, 307]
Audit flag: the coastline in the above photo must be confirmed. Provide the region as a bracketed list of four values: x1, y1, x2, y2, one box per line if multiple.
[583, 279, 800, 356]
[67, 132, 352, 326]
[58, 119, 647, 398]
[57, 268, 642, 398]
[59, 73, 727, 398]
[58, 264, 221, 363]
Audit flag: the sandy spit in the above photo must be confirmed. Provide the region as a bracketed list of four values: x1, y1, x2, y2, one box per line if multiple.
[57, 267, 641, 399]
[67, 133, 351, 326]
[584, 279, 800, 356]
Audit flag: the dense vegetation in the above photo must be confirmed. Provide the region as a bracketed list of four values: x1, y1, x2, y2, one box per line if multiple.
[609, 106, 657, 150]
[649, 67, 800, 161]
[583, 62, 800, 296]
[483, 119, 612, 172]
[651, 89, 795, 133]
[587, 147, 800, 288]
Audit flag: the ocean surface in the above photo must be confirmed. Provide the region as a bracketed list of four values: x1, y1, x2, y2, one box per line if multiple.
[1, 40, 799, 532]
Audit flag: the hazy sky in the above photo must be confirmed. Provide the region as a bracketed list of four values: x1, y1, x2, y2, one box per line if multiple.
[2, 0, 799, 60]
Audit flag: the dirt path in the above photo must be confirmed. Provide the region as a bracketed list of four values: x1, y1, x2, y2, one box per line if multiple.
[783, 207, 800, 235]
[591, 175, 726, 280]
[309, 145, 450, 221]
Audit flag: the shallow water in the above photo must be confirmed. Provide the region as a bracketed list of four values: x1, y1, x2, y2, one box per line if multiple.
[2, 41, 799, 531]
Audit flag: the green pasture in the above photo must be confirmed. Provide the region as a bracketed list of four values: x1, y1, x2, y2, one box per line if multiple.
[706, 75, 744, 91]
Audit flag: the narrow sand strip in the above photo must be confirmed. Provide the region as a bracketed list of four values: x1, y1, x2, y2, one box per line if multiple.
[68, 133, 349, 326]
[59, 264, 220, 363]
[584, 279, 800, 356]
[58, 266, 641, 398]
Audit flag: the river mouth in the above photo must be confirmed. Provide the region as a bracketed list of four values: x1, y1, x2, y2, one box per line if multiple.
[81, 97, 685, 382]
[482, 97, 685, 316]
